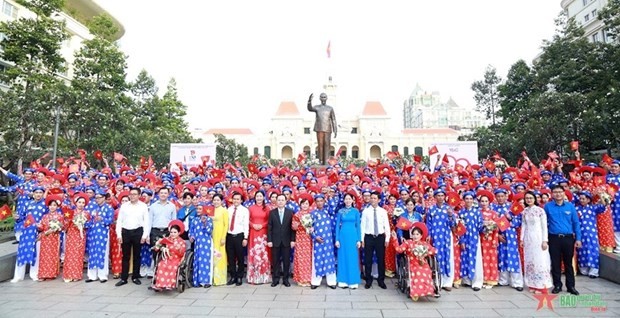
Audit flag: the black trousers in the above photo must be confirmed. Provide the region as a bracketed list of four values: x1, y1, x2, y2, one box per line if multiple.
[364, 234, 386, 284]
[150, 228, 168, 265]
[271, 244, 291, 282]
[226, 233, 245, 279]
[121, 227, 143, 281]
[549, 234, 576, 289]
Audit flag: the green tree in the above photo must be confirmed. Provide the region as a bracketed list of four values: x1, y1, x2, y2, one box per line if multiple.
[0, 0, 68, 170]
[471, 65, 502, 126]
[214, 134, 248, 166]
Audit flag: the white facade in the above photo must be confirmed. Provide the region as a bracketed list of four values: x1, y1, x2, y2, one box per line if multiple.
[194, 100, 461, 161]
[402, 83, 485, 131]
[561, 0, 613, 43]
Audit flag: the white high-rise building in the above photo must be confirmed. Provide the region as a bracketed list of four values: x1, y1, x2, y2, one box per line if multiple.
[561, 0, 613, 43]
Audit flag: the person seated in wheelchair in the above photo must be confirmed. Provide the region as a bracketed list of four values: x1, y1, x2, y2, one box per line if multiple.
[393, 220, 437, 301]
[395, 199, 424, 242]
[150, 220, 187, 291]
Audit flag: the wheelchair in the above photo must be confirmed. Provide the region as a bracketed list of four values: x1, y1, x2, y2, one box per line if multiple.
[150, 241, 195, 293]
[396, 253, 442, 299]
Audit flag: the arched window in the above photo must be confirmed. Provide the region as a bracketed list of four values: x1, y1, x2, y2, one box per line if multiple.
[403, 146, 409, 157]
[253, 147, 259, 155]
[281, 146, 293, 159]
[352, 146, 359, 159]
[264, 146, 271, 159]
[337, 146, 347, 157]
[370, 145, 381, 159]
[330, 145, 335, 157]
[414, 146, 423, 156]
[303, 146, 311, 157]
[391, 145, 398, 153]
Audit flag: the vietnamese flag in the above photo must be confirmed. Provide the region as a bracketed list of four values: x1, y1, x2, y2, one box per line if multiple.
[23, 214, 36, 228]
[510, 203, 524, 215]
[428, 145, 439, 156]
[570, 141, 579, 151]
[413, 155, 422, 163]
[454, 222, 466, 237]
[442, 154, 450, 166]
[602, 153, 614, 165]
[297, 153, 306, 165]
[0, 205, 11, 221]
[495, 215, 510, 232]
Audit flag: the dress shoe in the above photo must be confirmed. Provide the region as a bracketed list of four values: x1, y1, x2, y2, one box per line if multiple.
[567, 288, 579, 295]
[311, 285, 318, 290]
[589, 275, 598, 279]
[473, 287, 481, 291]
[364, 283, 372, 289]
[227, 278, 236, 286]
[378, 282, 387, 289]
[442, 286, 452, 292]
[100, 279, 107, 283]
[115, 280, 127, 287]
[328, 285, 337, 290]
[132, 278, 142, 285]
[203, 284, 212, 288]
[551, 286, 562, 294]
[236, 279, 242, 286]
[271, 281, 279, 287]
[515, 287, 523, 292]
[283, 280, 291, 287]
[85, 279, 95, 283]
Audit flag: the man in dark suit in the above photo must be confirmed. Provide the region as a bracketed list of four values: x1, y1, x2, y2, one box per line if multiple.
[267, 194, 296, 287]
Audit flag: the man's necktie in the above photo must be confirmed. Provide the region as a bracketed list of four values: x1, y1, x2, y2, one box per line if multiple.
[230, 206, 237, 231]
[279, 209, 284, 223]
[373, 208, 379, 236]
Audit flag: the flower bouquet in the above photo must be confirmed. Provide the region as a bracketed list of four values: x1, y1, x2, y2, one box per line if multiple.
[482, 219, 497, 240]
[300, 213, 313, 234]
[45, 219, 62, 236]
[599, 191, 612, 206]
[412, 244, 429, 265]
[73, 212, 88, 239]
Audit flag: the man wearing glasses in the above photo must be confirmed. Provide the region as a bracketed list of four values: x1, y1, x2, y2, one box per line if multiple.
[115, 187, 150, 286]
[544, 184, 581, 295]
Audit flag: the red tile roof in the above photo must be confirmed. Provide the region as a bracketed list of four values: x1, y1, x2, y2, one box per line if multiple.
[402, 128, 459, 134]
[361, 101, 388, 116]
[274, 101, 300, 116]
[204, 128, 253, 135]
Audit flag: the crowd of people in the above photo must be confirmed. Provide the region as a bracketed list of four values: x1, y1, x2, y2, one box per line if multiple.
[0, 150, 619, 301]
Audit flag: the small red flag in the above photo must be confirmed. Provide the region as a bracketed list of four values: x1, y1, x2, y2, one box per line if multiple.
[23, 214, 35, 228]
[602, 153, 614, 165]
[428, 145, 439, 156]
[547, 151, 559, 160]
[454, 221, 466, 237]
[442, 154, 450, 166]
[510, 203, 524, 215]
[386, 151, 399, 160]
[93, 150, 103, 160]
[570, 141, 579, 151]
[495, 215, 510, 232]
[0, 205, 11, 221]
[297, 153, 306, 165]
[113, 152, 125, 162]
[148, 156, 154, 169]
[413, 155, 422, 163]
[175, 162, 184, 171]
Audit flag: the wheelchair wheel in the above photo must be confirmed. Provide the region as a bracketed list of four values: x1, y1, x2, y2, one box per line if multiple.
[426, 255, 441, 298]
[398, 256, 409, 294]
[184, 250, 195, 288]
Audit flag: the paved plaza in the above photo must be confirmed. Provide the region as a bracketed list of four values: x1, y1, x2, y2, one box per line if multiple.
[0, 275, 617, 318]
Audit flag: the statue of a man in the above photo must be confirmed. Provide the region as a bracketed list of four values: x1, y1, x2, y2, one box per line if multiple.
[307, 93, 337, 165]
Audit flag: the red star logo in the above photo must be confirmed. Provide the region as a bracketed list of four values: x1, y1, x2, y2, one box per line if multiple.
[499, 220, 506, 227]
[0, 210, 7, 217]
[533, 286, 557, 311]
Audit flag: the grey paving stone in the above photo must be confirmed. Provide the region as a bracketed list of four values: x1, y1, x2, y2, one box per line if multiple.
[458, 300, 518, 309]
[40, 294, 98, 303]
[298, 301, 352, 309]
[224, 293, 276, 301]
[2, 300, 57, 309]
[405, 300, 463, 309]
[90, 296, 147, 304]
[140, 297, 196, 306]
[209, 307, 268, 316]
[99, 304, 161, 313]
[438, 308, 501, 317]
[48, 302, 107, 311]
[175, 292, 227, 300]
[207, 286, 257, 294]
[191, 299, 246, 307]
[273, 294, 325, 301]
[266, 308, 325, 317]
[60, 311, 122, 318]
[434, 293, 482, 302]
[256, 286, 304, 294]
[382, 309, 442, 317]
[494, 308, 561, 317]
[34, 287, 84, 295]
[154, 305, 214, 315]
[117, 313, 176, 318]
[325, 309, 383, 317]
[2, 309, 66, 318]
[475, 292, 534, 302]
[244, 300, 299, 308]
[353, 301, 408, 309]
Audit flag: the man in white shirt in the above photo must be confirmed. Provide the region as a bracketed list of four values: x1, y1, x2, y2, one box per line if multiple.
[115, 187, 150, 286]
[360, 192, 391, 289]
[226, 192, 250, 286]
[146, 187, 177, 277]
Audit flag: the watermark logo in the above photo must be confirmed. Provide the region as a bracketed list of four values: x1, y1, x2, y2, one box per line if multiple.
[559, 294, 607, 313]
[533, 287, 558, 310]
